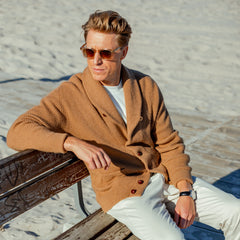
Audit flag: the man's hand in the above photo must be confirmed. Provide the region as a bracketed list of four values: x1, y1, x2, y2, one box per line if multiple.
[63, 136, 111, 170]
[174, 180, 196, 228]
[174, 196, 196, 229]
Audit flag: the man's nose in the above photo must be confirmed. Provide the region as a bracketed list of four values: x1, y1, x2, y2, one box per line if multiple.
[93, 51, 103, 65]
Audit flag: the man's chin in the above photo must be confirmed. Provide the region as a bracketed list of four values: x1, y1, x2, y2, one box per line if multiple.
[91, 73, 106, 82]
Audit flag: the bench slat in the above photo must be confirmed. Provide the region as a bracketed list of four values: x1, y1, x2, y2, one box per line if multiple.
[0, 150, 75, 196]
[55, 209, 116, 240]
[127, 235, 140, 240]
[0, 157, 89, 225]
[95, 221, 132, 240]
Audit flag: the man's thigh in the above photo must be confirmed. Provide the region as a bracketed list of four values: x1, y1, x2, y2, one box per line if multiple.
[107, 174, 185, 240]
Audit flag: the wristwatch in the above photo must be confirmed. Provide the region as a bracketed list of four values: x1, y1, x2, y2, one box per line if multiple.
[179, 190, 197, 201]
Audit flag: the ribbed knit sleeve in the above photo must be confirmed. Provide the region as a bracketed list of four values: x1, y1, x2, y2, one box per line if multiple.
[7, 85, 69, 153]
[151, 82, 193, 186]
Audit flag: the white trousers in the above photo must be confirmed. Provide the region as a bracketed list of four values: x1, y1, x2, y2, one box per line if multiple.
[107, 174, 240, 240]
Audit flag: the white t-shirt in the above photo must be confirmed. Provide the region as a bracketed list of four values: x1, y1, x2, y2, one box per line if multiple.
[104, 80, 127, 124]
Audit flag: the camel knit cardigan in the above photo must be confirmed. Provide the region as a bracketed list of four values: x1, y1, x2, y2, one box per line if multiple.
[7, 65, 192, 212]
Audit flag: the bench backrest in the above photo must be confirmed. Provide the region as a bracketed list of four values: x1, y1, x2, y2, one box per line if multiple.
[0, 150, 89, 226]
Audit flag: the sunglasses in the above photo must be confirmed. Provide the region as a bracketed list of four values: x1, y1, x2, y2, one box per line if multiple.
[80, 43, 122, 59]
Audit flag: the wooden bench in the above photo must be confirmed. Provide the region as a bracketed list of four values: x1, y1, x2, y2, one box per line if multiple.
[0, 150, 139, 240]
[0, 148, 235, 240]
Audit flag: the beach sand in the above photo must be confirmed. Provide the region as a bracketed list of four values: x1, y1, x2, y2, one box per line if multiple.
[0, 0, 239, 239]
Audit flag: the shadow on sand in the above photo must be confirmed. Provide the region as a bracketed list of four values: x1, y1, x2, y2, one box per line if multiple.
[0, 75, 72, 84]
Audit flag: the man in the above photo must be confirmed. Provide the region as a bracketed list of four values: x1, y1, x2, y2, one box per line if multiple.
[7, 10, 240, 240]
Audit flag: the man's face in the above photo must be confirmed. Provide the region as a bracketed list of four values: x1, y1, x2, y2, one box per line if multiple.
[85, 29, 128, 86]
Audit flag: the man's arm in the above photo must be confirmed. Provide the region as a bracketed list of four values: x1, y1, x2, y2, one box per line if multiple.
[152, 85, 192, 186]
[153, 100, 196, 228]
[7, 86, 68, 153]
[7, 81, 112, 171]
[150, 82, 195, 228]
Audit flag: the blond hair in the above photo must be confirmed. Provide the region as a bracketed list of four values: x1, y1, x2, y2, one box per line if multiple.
[82, 10, 132, 47]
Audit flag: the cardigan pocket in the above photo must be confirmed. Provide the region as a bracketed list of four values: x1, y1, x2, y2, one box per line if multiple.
[90, 168, 123, 192]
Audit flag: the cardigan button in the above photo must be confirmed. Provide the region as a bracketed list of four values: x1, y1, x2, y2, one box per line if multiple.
[138, 180, 144, 184]
[131, 189, 137, 194]
[139, 116, 143, 121]
[102, 113, 107, 117]
[137, 151, 142, 156]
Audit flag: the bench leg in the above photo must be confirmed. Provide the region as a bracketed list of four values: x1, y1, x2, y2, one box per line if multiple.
[73, 181, 90, 218]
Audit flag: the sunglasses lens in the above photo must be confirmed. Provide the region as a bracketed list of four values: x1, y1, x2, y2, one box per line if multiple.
[81, 47, 116, 59]
[84, 48, 95, 58]
[100, 50, 112, 59]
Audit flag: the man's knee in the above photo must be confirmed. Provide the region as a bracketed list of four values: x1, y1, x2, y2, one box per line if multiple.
[219, 195, 240, 234]
[225, 197, 240, 221]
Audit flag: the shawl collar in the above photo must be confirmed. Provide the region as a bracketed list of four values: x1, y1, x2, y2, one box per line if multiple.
[121, 66, 143, 142]
[81, 67, 127, 143]
[81, 65, 142, 143]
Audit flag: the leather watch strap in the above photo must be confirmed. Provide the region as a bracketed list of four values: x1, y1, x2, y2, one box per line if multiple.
[179, 190, 197, 200]
[179, 191, 191, 197]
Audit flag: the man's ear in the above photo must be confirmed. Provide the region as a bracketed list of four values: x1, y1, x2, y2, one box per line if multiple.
[120, 46, 128, 60]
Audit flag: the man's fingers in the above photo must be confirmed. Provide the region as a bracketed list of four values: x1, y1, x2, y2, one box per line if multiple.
[174, 210, 195, 229]
[179, 216, 195, 229]
[97, 151, 108, 169]
[175, 216, 189, 229]
[103, 152, 111, 169]
[87, 150, 111, 170]
[71, 139, 112, 170]
[93, 153, 103, 169]
[88, 158, 98, 170]
[96, 150, 111, 170]
[189, 214, 195, 226]
[174, 212, 180, 226]
[180, 218, 187, 229]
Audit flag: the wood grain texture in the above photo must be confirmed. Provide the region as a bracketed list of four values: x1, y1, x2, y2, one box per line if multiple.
[0, 150, 75, 195]
[55, 209, 116, 240]
[95, 222, 132, 240]
[127, 235, 140, 240]
[0, 151, 89, 225]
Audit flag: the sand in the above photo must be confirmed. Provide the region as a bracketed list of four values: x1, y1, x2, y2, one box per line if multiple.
[0, 0, 239, 239]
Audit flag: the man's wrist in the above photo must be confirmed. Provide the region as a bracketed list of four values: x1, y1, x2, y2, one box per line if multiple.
[177, 179, 193, 192]
[63, 136, 77, 152]
[179, 190, 197, 201]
